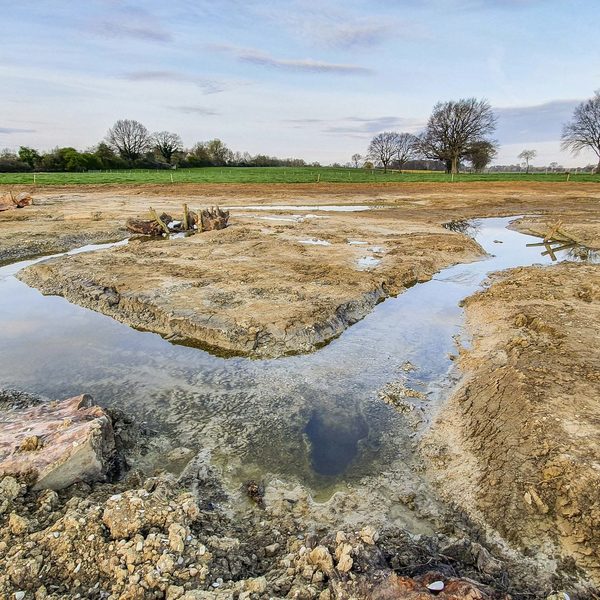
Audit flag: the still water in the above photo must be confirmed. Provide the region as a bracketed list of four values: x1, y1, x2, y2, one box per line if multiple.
[0, 217, 594, 488]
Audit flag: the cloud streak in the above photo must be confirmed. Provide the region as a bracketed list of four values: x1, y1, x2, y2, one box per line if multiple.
[285, 115, 424, 137]
[210, 44, 373, 75]
[0, 127, 36, 134]
[93, 20, 172, 42]
[169, 106, 219, 116]
[122, 71, 227, 94]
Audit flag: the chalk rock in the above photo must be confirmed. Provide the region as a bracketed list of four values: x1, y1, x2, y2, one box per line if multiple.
[0, 394, 115, 490]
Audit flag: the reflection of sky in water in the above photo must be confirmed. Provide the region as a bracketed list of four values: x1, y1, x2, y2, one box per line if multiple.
[0, 217, 593, 486]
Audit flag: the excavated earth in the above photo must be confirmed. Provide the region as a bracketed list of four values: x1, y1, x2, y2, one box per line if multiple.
[1, 182, 600, 599]
[423, 262, 600, 587]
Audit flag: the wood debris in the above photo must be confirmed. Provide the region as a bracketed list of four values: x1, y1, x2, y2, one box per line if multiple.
[0, 191, 33, 212]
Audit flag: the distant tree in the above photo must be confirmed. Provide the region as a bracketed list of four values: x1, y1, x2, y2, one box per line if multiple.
[18, 146, 40, 169]
[152, 131, 183, 164]
[548, 161, 560, 172]
[464, 140, 497, 172]
[205, 139, 232, 166]
[367, 132, 404, 173]
[561, 90, 600, 174]
[518, 149, 537, 174]
[394, 133, 419, 169]
[351, 153, 362, 168]
[106, 119, 150, 162]
[418, 98, 497, 174]
[363, 160, 374, 169]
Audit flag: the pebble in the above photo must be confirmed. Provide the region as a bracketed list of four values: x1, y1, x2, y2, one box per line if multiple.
[14, 593, 25, 600]
[427, 580, 445, 591]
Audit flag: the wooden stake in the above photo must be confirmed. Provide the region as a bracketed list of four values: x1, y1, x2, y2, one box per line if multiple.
[183, 203, 189, 230]
[170, 173, 174, 183]
[149, 207, 170, 236]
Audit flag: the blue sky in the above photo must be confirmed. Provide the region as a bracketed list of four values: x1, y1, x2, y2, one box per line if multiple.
[1, 0, 599, 166]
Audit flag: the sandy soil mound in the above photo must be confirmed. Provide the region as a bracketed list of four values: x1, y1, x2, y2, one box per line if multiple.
[17, 212, 481, 357]
[424, 262, 600, 586]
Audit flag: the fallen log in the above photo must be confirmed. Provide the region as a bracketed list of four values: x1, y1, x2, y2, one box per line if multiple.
[125, 217, 165, 236]
[198, 206, 229, 231]
[0, 191, 33, 212]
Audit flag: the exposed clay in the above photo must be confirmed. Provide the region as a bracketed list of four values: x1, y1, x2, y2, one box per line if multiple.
[424, 263, 600, 586]
[17, 212, 482, 357]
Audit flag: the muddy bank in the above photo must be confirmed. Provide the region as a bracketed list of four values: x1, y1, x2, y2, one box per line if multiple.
[424, 262, 600, 586]
[2, 183, 600, 268]
[0, 196, 124, 265]
[18, 212, 482, 357]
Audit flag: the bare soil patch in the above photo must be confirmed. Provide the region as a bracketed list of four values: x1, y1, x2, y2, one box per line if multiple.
[424, 262, 600, 586]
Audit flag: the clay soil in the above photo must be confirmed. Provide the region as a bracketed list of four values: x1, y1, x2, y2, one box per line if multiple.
[424, 262, 600, 585]
[1, 181, 600, 597]
[6, 181, 600, 357]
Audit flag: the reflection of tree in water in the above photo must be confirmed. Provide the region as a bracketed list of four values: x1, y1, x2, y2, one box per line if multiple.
[442, 219, 481, 238]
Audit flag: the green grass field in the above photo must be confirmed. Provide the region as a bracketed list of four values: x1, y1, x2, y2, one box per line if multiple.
[0, 167, 598, 185]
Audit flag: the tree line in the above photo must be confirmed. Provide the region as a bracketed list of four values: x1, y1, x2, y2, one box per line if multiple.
[0, 121, 311, 173]
[1, 91, 599, 174]
[359, 91, 600, 174]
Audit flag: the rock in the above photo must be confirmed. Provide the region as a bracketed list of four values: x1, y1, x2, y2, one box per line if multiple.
[169, 523, 187, 553]
[308, 546, 334, 574]
[14, 592, 25, 600]
[427, 580, 444, 591]
[335, 542, 354, 574]
[8, 513, 28, 535]
[0, 395, 115, 490]
[265, 542, 280, 556]
[244, 576, 267, 593]
[359, 526, 378, 545]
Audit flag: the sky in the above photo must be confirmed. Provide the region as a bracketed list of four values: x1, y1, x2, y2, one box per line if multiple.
[1, 0, 599, 167]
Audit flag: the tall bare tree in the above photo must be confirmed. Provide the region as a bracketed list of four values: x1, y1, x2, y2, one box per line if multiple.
[518, 149, 537, 174]
[351, 153, 362, 168]
[394, 133, 418, 169]
[367, 132, 401, 173]
[418, 98, 497, 174]
[106, 119, 150, 161]
[561, 90, 600, 174]
[152, 131, 183, 164]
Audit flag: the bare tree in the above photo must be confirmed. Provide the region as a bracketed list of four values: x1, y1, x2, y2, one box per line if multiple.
[518, 149, 536, 174]
[367, 132, 401, 173]
[152, 131, 183, 164]
[561, 90, 600, 174]
[351, 153, 362, 168]
[106, 119, 150, 161]
[394, 133, 418, 169]
[418, 98, 497, 174]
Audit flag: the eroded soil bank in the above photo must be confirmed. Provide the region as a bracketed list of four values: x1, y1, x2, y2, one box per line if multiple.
[17, 211, 481, 357]
[424, 263, 600, 587]
[9, 181, 600, 357]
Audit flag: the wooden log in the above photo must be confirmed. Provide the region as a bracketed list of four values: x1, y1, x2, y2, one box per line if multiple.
[149, 207, 170, 236]
[544, 220, 563, 242]
[542, 242, 576, 255]
[183, 203, 189, 231]
[543, 243, 557, 261]
[200, 206, 229, 231]
[125, 218, 163, 236]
